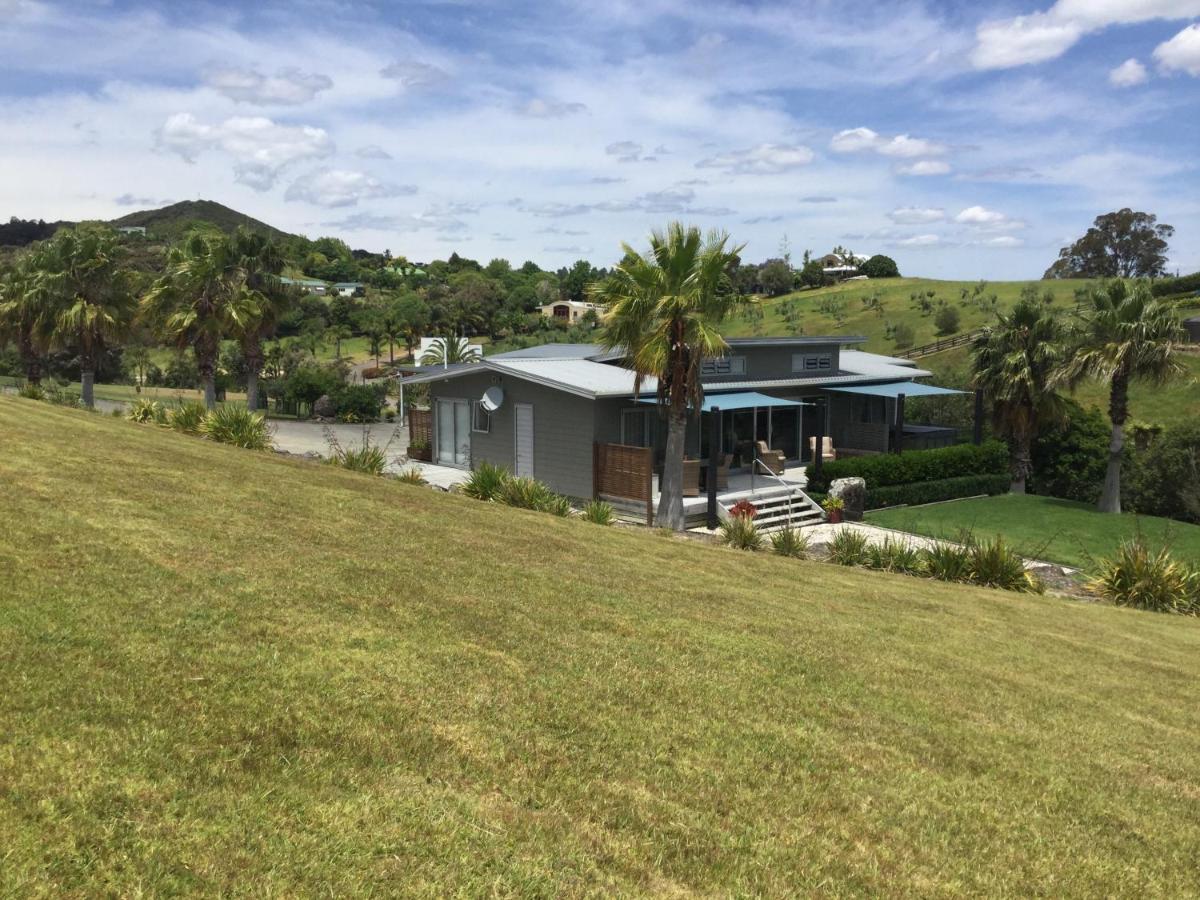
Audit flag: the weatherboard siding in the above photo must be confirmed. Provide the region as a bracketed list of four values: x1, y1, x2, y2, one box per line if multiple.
[703, 343, 843, 384]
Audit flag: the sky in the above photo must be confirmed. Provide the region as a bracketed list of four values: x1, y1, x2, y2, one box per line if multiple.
[1, 0, 1198, 279]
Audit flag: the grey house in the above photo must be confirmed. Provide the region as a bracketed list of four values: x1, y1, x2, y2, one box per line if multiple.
[402, 337, 964, 526]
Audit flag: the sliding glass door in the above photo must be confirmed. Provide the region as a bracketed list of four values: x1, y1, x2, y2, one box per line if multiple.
[435, 398, 471, 467]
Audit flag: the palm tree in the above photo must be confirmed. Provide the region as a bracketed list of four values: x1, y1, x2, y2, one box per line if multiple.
[593, 222, 746, 530]
[325, 324, 353, 360]
[0, 255, 52, 386]
[142, 228, 251, 409]
[419, 334, 481, 367]
[34, 225, 136, 408]
[231, 228, 291, 411]
[971, 296, 1068, 494]
[381, 313, 402, 365]
[1059, 280, 1185, 513]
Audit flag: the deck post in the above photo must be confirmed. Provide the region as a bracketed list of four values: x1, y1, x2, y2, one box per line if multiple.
[893, 393, 906, 454]
[813, 397, 825, 480]
[973, 389, 984, 445]
[707, 407, 720, 529]
[644, 446, 653, 527]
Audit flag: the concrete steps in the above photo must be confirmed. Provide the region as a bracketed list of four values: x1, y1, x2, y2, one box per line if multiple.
[718, 484, 825, 533]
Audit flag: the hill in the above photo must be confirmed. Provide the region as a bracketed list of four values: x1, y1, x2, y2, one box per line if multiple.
[3, 398, 1199, 895]
[110, 199, 292, 241]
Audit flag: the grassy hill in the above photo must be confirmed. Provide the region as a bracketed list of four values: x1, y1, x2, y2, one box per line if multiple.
[111, 199, 292, 242]
[725, 277, 1095, 351]
[3, 398, 1200, 894]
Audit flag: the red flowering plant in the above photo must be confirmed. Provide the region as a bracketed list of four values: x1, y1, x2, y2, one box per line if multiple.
[729, 499, 758, 519]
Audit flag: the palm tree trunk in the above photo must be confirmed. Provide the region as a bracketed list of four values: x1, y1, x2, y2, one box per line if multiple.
[1099, 375, 1128, 514]
[197, 345, 217, 411]
[656, 410, 688, 531]
[20, 331, 41, 386]
[1010, 435, 1030, 494]
[80, 369, 95, 408]
[243, 338, 263, 411]
[246, 370, 259, 411]
[388, 340, 395, 365]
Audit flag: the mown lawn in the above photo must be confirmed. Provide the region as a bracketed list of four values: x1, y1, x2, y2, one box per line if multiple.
[867, 494, 1200, 571]
[0, 375, 245, 407]
[2, 399, 1200, 895]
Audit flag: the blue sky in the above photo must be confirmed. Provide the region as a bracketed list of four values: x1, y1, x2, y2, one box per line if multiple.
[1, 0, 1197, 278]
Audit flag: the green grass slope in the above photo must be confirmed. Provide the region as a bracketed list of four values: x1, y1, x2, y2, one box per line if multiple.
[867, 494, 1200, 571]
[3, 399, 1200, 895]
[725, 277, 1093, 351]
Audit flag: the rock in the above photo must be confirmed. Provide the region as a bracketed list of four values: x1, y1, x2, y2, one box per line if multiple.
[312, 394, 337, 419]
[829, 477, 866, 522]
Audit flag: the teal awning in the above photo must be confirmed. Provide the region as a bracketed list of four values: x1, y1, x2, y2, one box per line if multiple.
[824, 381, 966, 399]
[638, 391, 813, 412]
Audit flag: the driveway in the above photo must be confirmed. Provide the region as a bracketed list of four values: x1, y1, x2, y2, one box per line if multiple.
[270, 419, 409, 462]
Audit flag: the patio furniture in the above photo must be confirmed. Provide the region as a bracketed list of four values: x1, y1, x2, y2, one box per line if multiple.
[681, 458, 701, 496]
[808, 435, 837, 462]
[702, 453, 733, 491]
[755, 441, 785, 475]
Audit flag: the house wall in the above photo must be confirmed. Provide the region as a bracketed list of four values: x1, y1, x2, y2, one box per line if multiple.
[427, 372, 597, 498]
[703, 343, 842, 384]
[1185, 319, 1200, 343]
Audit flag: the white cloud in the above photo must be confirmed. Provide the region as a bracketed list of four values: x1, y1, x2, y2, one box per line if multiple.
[695, 143, 814, 174]
[954, 206, 1025, 231]
[380, 59, 450, 88]
[876, 135, 947, 158]
[1154, 24, 1200, 76]
[284, 168, 416, 208]
[1108, 57, 1148, 86]
[896, 234, 941, 246]
[605, 140, 643, 162]
[156, 113, 334, 190]
[831, 128, 946, 158]
[894, 160, 951, 176]
[888, 206, 945, 224]
[516, 98, 588, 118]
[204, 67, 332, 105]
[355, 145, 393, 160]
[972, 1, 1200, 70]
[976, 235, 1025, 248]
[829, 127, 879, 153]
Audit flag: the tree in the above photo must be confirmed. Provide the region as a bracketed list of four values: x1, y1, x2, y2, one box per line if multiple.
[142, 228, 252, 409]
[1044, 209, 1173, 279]
[232, 228, 291, 411]
[390, 293, 430, 360]
[798, 260, 827, 288]
[122, 344, 153, 394]
[934, 304, 961, 335]
[419, 335, 481, 367]
[34, 224, 136, 408]
[593, 222, 746, 531]
[861, 254, 899, 278]
[758, 259, 794, 297]
[972, 296, 1068, 494]
[0, 256, 52, 386]
[1058, 280, 1185, 513]
[380, 311, 402, 365]
[325, 324, 353, 360]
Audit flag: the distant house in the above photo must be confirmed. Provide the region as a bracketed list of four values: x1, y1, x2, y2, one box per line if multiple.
[1185, 316, 1200, 343]
[820, 252, 869, 280]
[116, 226, 146, 237]
[538, 299, 604, 324]
[280, 276, 328, 295]
[333, 282, 365, 297]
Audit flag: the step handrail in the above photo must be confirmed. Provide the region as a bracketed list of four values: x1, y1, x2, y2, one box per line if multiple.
[752, 456, 797, 528]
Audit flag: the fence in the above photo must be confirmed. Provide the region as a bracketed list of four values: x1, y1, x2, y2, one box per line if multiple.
[408, 408, 433, 460]
[593, 442, 654, 525]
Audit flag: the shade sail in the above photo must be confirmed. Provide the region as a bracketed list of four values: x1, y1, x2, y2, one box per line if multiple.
[638, 391, 813, 412]
[824, 381, 966, 399]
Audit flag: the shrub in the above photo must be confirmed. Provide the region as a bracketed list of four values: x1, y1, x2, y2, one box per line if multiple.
[967, 536, 1039, 593]
[866, 537, 923, 575]
[1030, 400, 1109, 504]
[729, 499, 758, 519]
[17, 383, 45, 401]
[330, 444, 388, 475]
[1092, 540, 1198, 615]
[770, 527, 809, 558]
[1123, 420, 1200, 524]
[891, 322, 915, 349]
[867, 474, 1010, 509]
[168, 400, 207, 435]
[283, 365, 342, 408]
[126, 398, 167, 424]
[544, 494, 573, 517]
[461, 462, 510, 502]
[581, 499, 615, 526]
[861, 254, 900, 278]
[720, 515, 765, 551]
[934, 305, 961, 335]
[827, 529, 869, 566]
[330, 384, 386, 422]
[394, 465, 428, 485]
[498, 475, 559, 512]
[921, 543, 973, 582]
[808, 441, 1008, 493]
[43, 384, 82, 407]
[1150, 270, 1200, 298]
[200, 405, 273, 451]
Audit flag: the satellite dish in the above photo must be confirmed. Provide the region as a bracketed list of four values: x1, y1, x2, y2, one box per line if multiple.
[481, 386, 505, 412]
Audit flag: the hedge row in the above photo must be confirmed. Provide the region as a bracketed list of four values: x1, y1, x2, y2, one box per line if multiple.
[1151, 271, 1200, 298]
[808, 440, 1007, 492]
[867, 474, 1010, 510]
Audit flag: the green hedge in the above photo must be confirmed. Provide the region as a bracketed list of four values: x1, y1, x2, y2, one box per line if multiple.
[867, 474, 1010, 510]
[808, 441, 1007, 492]
[1151, 271, 1200, 298]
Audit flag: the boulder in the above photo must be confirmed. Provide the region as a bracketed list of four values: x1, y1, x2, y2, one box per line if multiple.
[828, 477, 866, 522]
[312, 394, 337, 419]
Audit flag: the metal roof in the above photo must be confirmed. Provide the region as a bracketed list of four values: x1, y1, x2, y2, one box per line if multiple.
[488, 343, 602, 360]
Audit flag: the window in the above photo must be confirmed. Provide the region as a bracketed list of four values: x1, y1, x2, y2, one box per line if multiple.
[792, 352, 833, 374]
[621, 408, 653, 447]
[700, 356, 746, 377]
[472, 400, 491, 433]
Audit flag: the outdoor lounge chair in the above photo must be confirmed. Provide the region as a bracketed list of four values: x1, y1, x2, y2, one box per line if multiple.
[755, 441, 785, 476]
[808, 435, 837, 462]
[701, 453, 733, 491]
[681, 458, 701, 496]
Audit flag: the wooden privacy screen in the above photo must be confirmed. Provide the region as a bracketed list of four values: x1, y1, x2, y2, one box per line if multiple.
[409, 408, 432, 446]
[593, 442, 654, 525]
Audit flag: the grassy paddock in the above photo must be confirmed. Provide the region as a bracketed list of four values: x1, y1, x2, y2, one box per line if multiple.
[2, 399, 1200, 894]
[867, 493, 1200, 571]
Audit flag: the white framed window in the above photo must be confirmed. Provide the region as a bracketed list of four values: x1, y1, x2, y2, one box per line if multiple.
[472, 400, 491, 433]
[700, 356, 746, 377]
[792, 352, 833, 374]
